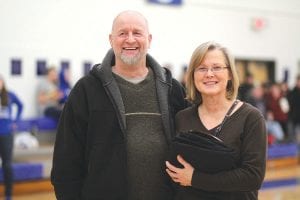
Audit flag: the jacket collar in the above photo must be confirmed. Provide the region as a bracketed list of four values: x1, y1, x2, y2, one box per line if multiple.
[90, 49, 173, 142]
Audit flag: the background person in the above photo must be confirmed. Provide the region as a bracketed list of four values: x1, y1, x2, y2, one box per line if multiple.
[289, 75, 300, 142]
[266, 83, 289, 140]
[51, 10, 187, 200]
[37, 67, 63, 121]
[0, 74, 23, 200]
[166, 41, 267, 200]
[248, 84, 284, 144]
[238, 73, 254, 103]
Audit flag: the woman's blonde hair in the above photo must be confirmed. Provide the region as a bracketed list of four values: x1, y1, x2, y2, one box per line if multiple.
[186, 41, 239, 104]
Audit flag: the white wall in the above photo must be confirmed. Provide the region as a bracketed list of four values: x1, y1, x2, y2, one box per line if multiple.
[1, 0, 300, 117]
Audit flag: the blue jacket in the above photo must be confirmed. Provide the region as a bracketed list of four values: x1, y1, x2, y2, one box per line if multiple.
[0, 91, 23, 135]
[59, 67, 71, 104]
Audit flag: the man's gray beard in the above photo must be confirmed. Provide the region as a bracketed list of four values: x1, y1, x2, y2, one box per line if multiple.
[120, 53, 142, 66]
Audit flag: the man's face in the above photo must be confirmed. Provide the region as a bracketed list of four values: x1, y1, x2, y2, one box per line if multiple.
[109, 12, 152, 66]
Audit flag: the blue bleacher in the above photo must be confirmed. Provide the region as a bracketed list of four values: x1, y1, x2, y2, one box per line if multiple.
[16, 117, 58, 133]
[0, 163, 43, 182]
[15, 119, 35, 132]
[35, 117, 58, 131]
[261, 178, 298, 189]
[267, 143, 298, 159]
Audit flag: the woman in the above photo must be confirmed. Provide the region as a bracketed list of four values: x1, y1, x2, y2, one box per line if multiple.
[166, 42, 267, 199]
[0, 75, 23, 200]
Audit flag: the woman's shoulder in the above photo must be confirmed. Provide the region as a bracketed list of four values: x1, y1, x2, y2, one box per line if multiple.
[238, 101, 265, 120]
[176, 104, 197, 118]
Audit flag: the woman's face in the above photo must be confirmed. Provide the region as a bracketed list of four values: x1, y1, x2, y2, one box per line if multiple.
[193, 49, 231, 99]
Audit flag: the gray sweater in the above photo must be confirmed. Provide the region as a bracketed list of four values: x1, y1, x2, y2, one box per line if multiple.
[114, 68, 173, 200]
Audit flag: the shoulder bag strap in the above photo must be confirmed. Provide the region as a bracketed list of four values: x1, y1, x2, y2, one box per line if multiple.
[215, 100, 239, 137]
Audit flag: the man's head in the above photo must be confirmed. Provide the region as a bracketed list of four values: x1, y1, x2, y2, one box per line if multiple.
[109, 10, 152, 67]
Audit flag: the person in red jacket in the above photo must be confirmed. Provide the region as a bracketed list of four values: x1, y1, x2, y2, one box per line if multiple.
[266, 83, 289, 140]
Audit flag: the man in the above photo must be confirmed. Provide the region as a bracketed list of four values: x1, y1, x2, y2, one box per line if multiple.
[51, 10, 187, 200]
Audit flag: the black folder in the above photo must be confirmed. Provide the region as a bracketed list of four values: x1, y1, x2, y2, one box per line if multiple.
[169, 130, 237, 174]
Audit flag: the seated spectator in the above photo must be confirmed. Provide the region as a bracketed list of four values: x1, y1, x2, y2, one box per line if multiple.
[247, 84, 266, 116]
[248, 84, 284, 144]
[266, 83, 289, 139]
[0, 74, 23, 200]
[266, 111, 285, 144]
[37, 67, 63, 121]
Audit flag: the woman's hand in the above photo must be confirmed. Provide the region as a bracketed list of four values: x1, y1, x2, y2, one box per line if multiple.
[166, 155, 194, 186]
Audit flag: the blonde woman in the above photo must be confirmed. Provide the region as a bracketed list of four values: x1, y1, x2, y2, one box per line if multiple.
[166, 42, 267, 200]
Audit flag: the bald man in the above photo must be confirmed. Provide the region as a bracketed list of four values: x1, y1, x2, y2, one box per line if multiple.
[51, 10, 187, 200]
